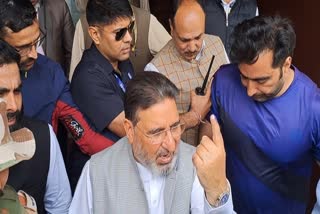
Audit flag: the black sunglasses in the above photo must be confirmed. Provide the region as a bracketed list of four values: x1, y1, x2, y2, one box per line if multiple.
[115, 21, 135, 41]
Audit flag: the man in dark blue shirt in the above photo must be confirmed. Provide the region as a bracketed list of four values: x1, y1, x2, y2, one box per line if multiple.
[70, 0, 135, 190]
[71, 0, 135, 142]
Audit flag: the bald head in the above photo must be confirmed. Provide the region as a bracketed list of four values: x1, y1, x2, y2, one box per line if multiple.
[172, 0, 205, 29]
[170, 0, 205, 61]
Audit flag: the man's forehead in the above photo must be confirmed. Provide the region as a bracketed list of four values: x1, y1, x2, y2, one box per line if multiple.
[0, 64, 21, 89]
[3, 21, 40, 47]
[102, 16, 133, 31]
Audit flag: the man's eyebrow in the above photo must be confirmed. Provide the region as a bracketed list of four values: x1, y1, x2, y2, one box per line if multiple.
[240, 72, 271, 82]
[146, 120, 180, 135]
[14, 84, 23, 91]
[0, 87, 10, 94]
[15, 34, 41, 49]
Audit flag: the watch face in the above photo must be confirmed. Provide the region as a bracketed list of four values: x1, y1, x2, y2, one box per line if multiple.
[219, 192, 229, 206]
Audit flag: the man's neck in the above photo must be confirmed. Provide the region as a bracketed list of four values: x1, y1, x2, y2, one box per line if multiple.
[222, 0, 233, 4]
[277, 66, 295, 98]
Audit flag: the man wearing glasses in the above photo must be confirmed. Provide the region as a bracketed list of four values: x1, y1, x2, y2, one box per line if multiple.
[0, 0, 115, 192]
[70, 71, 234, 213]
[70, 0, 136, 188]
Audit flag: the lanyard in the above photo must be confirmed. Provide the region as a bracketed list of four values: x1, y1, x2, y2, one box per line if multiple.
[113, 72, 132, 93]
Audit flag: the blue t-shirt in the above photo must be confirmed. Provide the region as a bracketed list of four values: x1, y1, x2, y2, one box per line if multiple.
[211, 64, 320, 213]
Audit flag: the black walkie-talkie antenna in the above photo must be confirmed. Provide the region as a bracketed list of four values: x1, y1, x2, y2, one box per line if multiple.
[195, 55, 215, 95]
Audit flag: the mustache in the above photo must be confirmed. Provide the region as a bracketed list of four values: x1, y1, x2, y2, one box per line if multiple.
[156, 147, 174, 158]
[7, 110, 22, 132]
[7, 111, 19, 121]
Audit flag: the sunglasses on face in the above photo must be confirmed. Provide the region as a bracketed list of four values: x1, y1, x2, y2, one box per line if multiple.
[115, 21, 135, 41]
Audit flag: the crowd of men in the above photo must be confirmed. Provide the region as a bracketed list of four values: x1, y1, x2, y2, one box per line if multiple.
[0, 0, 320, 213]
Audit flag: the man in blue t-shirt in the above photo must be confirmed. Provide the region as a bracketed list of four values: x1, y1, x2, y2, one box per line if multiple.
[211, 15, 320, 213]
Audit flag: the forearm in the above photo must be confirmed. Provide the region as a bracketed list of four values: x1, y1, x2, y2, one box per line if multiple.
[53, 100, 114, 155]
[107, 111, 126, 138]
[180, 110, 203, 130]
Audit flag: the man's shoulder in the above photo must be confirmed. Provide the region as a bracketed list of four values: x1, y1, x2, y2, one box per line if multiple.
[74, 47, 114, 77]
[213, 63, 241, 90]
[204, 34, 225, 48]
[20, 117, 49, 132]
[36, 54, 62, 68]
[34, 54, 65, 76]
[150, 39, 176, 64]
[180, 142, 196, 154]
[91, 138, 129, 163]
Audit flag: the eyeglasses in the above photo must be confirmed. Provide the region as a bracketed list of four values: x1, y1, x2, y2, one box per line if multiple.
[136, 122, 185, 145]
[115, 21, 135, 41]
[14, 28, 46, 57]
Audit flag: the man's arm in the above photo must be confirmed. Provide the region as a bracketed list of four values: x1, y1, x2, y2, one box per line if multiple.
[52, 100, 114, 155]
[107, 111, 126, 138]
[181, 79, 212, 130]
[69, 161, 93, 214]
[51, 64, 114, 155]
[190, 174, 234, 214]
[44, 125, 72, 214]
[192, 115, 234, 213]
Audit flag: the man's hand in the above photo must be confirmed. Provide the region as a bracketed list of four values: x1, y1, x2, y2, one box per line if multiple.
[189, 79, 212, 122]
[192, 114, 227, 205]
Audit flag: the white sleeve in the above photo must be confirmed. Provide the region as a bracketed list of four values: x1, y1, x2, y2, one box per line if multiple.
[312, 179, 320, 214]
[69, 161, 93, 214]
[144, 63, 160, 72]
[44, 125, 72, 214]
[148, 14, 171, 56]
[69, 20, 85, 82]
[191, 175, 235, 214]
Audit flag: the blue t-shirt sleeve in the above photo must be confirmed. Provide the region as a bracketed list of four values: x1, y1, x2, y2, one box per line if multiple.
[210, 75, 222, 123]
[312, 90, 320, 161]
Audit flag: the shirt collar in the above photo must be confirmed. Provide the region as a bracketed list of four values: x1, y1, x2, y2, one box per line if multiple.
[195, 39, 206, 62]
[221, 0, 236, 7]
[86, 44, 132, 75]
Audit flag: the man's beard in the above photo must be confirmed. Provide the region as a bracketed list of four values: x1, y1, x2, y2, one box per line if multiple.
[252, 68, 285, 102]
[8, 110, 23, 132]
[19, 58, 35, 72]
[133, 142, 178, 177]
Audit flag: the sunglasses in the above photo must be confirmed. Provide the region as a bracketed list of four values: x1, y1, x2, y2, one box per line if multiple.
[115, 21, 135, 41]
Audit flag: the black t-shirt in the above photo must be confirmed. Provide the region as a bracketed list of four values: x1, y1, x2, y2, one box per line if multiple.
[71, 45, 134, 141]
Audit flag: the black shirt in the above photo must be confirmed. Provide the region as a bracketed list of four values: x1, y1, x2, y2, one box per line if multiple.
[71, 45, 134, 141]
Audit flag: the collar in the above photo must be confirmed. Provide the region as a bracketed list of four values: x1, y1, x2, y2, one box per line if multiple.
[195, 40, 206, 61]
[221, 0, 236, 7]
[86, 44, 132, 76]
[34, 2, 41, 11]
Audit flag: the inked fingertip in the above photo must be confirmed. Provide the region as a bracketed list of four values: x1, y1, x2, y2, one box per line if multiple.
[210, 114, 216, 120]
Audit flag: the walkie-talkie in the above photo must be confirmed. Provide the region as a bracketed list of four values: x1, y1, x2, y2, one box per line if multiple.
[195, 55, 215, 95]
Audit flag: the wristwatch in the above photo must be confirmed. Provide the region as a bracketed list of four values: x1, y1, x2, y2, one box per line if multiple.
[212, 183, 230, 207]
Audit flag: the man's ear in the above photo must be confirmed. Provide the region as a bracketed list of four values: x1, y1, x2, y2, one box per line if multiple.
[124, 119, 134, 145]
[282, 56, 292, 73]
[88, 26, 101, 45]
